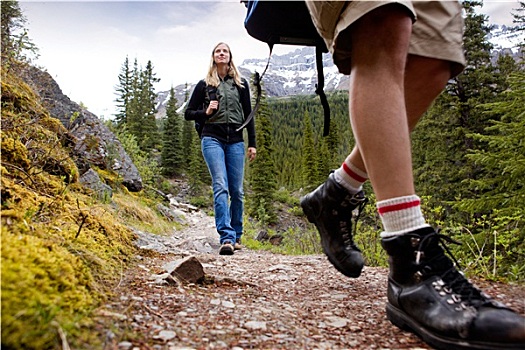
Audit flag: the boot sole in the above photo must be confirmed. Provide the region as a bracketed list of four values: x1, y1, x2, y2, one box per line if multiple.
[300, 197, 362, 278]
[219, 245, 234, 255]
[386, 303, 523, 350]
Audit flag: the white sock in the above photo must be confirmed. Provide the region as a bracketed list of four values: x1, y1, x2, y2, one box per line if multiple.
[333, 158, 368, 194]
[377, 195, 430, 237]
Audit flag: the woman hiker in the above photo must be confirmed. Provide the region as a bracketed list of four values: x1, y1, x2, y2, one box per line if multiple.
[185, 42, 257, 255]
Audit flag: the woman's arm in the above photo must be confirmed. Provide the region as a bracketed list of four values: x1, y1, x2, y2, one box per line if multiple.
[184, 80, 208, 121]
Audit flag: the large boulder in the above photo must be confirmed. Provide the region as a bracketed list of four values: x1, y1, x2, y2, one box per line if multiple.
[18, 64, 143, 192]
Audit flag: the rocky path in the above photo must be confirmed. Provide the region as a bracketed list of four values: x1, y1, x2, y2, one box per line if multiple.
[97, 209, 525, 350]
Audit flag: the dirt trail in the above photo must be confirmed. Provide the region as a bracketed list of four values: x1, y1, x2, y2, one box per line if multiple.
[97, 208, 525, 350]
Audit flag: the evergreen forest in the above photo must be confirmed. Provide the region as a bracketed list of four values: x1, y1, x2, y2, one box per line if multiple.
[110, 0, 525, 282]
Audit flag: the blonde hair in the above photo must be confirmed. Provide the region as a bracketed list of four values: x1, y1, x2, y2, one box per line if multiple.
[205, 42, 243, 88]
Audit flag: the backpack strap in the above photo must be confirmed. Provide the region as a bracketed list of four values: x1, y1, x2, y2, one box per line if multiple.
[315, 46, 330, 137]
[237, 44, 331, 137]
[236, 44, 272, 132]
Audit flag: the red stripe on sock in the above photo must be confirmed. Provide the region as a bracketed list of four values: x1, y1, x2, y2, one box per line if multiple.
[342, 162, 367, 183]
[378, 199, 420, 215]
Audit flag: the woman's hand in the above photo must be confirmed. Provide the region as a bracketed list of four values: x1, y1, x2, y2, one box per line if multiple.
[247, 147, 257, 162]
[206, 100, 219, 115]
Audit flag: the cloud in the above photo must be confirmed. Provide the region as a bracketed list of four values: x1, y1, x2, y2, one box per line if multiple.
[481, 0, 521, 25]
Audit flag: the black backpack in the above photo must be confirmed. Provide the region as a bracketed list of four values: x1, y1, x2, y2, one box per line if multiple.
[240, 0, 331, 136]
[195, 85, 217, 138]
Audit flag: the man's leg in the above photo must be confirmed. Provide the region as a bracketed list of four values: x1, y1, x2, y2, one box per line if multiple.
[351, 9, 524, 349]
[345, 54, 451, 185]
[301, 4, 415, 277]
[305, 2, 525, 348]
[347, 5, 413, 200]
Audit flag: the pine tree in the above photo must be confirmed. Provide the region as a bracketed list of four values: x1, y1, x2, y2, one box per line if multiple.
[247, 81, 278, 224]
[187, 131, 210, 195]
[325, 118, 341, 169]
[301, 110, 318, 190]
[317, 137, 331, 183]
[460, 71, 525, 215]
[511, 1, 525, 53]
[138, 60, 161, 152]
[412, 0, 498, 206]
[1, 0, 37, 65]
[126, 58, 143, 142]
[114, 56, 132, 126]
[511, 1, 525, 30]
[161, 87, 184, 176]
[120, 58, 160, 152]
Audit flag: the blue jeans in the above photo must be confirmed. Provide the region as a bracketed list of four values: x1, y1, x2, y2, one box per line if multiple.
[201, 137, 245, 245]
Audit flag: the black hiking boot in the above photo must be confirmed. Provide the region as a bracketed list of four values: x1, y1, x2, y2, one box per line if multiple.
[300, 173, 368, 278]
[219, 241, 234, 255]
[382, 227, 525, 350]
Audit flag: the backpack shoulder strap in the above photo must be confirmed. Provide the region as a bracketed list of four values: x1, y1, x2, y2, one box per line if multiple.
[236, 44, 331, 137]
[235, 43, 273, 132]
[315, 46, 330, 137]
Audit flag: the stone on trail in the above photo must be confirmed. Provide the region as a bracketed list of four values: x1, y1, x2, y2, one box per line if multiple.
[167, 256, 205, 284]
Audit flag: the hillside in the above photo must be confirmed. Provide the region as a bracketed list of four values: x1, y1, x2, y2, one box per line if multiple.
[1, 63, 142, 348]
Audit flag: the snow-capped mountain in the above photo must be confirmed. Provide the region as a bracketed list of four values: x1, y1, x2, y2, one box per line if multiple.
[238, 47, 348, 97]
[156, 25, 523, 119]
[488, 24, 524, 63]
[489, 24, 524, 52]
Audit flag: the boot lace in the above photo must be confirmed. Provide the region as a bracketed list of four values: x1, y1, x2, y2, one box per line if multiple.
[416, 231, 488, 308]
[339, 193, 368, 249]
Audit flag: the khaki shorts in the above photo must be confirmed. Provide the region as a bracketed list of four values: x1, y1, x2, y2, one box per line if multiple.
[306, 1, 465, 77]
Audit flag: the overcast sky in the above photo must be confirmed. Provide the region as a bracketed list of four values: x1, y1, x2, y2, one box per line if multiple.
[20, 0, 521, 119]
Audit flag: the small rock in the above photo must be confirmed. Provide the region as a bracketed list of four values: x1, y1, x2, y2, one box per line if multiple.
[222, 300, 235, 308]
[117, 341, 133, 349]
[169, 256, 205, 284]
[268, 264, 292, 272]
[325, 316, 350, 328]
[153, 330, 177, 341]
[96, 309, 128, 321]
[244, 321, 267, 331]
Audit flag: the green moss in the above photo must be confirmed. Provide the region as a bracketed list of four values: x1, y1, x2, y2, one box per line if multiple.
[1, 67, 139, 349]
[1, 230, 96, 349]
[0, 134, 31, 170]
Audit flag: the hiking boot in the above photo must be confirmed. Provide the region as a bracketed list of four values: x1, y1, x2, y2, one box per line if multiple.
[219, 242, 234, 255]
[300, 173, 368, 278]
[234, 239, 243, 250]
[382, 227, 525, 350]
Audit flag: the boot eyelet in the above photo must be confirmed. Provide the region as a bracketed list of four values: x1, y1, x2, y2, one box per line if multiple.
[451, 294, 461, 303]
[410, 237, 420, 247]
[432, 282, 442, 291]
[414, 271, 422, 282]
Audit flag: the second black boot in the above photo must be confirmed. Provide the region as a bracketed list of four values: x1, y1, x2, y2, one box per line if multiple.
[382, 227, 525, 350]
[300, 173, 368, 278]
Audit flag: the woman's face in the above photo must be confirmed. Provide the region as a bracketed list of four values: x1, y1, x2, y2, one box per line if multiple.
[213, 44, 230, 65]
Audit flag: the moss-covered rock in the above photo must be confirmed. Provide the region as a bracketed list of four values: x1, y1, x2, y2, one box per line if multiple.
[1, 67, 137, 349]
